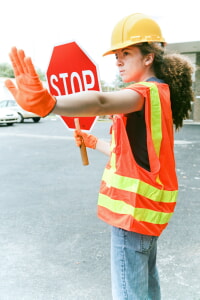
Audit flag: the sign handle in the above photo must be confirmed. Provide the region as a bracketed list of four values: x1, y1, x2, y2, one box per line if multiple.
[74, 118, 89, 166]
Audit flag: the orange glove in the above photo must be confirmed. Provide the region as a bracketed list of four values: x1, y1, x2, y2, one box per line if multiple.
[74, 130, 98, 149]
[5, 47, 56, 117]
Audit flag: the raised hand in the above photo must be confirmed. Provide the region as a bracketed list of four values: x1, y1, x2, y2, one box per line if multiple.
[5, 47, 56, 117]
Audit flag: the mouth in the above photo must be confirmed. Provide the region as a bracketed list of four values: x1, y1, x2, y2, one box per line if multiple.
[119, 70, 125, 75]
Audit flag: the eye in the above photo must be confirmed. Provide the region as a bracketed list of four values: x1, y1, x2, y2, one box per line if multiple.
[123, 51, 129, 56]
[115, 53, 118, 59]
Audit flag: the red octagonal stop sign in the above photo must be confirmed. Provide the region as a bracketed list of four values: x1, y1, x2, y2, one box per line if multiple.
[46, 41, 101, 131]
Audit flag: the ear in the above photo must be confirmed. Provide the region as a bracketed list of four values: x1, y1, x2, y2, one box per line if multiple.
[144, 53, 154, 66]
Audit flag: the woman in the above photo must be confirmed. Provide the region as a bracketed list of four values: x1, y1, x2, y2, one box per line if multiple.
[5, 13, 194, 300]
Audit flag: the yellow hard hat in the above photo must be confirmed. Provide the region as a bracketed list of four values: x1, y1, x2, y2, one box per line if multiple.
[103, 13, 165, 56]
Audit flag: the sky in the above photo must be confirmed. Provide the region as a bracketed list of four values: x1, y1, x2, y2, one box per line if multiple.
[1, 0, 199, 84]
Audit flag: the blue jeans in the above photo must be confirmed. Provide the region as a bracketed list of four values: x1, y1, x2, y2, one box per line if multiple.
[111, 226, 161, 300]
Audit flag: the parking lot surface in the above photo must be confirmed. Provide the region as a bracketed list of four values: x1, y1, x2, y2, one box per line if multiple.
[0, 117, 200, 300]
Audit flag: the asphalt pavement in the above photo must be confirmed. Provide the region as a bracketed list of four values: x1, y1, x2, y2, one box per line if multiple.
[0, 116, 199, 300]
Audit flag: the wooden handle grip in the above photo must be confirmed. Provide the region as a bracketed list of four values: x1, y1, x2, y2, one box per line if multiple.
[74, 118, 89, 166]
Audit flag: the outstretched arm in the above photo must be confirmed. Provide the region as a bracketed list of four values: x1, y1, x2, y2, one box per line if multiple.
[53, 88, 143, 116]
[5, 47, 144, 117]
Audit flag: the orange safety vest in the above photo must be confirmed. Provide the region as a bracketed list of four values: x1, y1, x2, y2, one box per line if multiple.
[97, 82, 178, 236]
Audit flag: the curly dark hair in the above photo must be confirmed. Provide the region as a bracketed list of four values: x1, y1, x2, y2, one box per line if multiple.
[138, 43, 195, 130]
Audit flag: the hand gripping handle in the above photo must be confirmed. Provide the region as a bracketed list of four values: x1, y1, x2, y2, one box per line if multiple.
[74, 118, 89, 166]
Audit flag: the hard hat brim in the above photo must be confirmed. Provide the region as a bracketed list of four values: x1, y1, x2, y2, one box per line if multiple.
[102, 39, 166, 56]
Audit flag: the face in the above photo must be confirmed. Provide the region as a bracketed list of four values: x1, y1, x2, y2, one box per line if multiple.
[115, 46, 153, 83]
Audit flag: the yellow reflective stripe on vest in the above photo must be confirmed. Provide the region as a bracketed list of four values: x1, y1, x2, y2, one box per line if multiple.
[110, 153, 116, 171]
[110, 129, 116, 171]
[140, 82, 162, 158]
[98, 194, 173, 225]
[139, 82, 163, 185]
[102, 168, 178, 203]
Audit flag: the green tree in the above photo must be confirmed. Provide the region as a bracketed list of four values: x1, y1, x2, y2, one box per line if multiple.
[36, 68, 46, 81]
[112, 74, 134, 89]
[0, 63, 14, 78]
[100, 75, 134, 92]
[0, 63, 46, 81]
[100, 80, 115, 92]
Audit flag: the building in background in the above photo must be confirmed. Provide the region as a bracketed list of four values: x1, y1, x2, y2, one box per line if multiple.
[167, 41, 200, 122]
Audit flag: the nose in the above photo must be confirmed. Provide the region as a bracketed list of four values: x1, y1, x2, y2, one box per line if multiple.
[115, 57, 123, 67]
